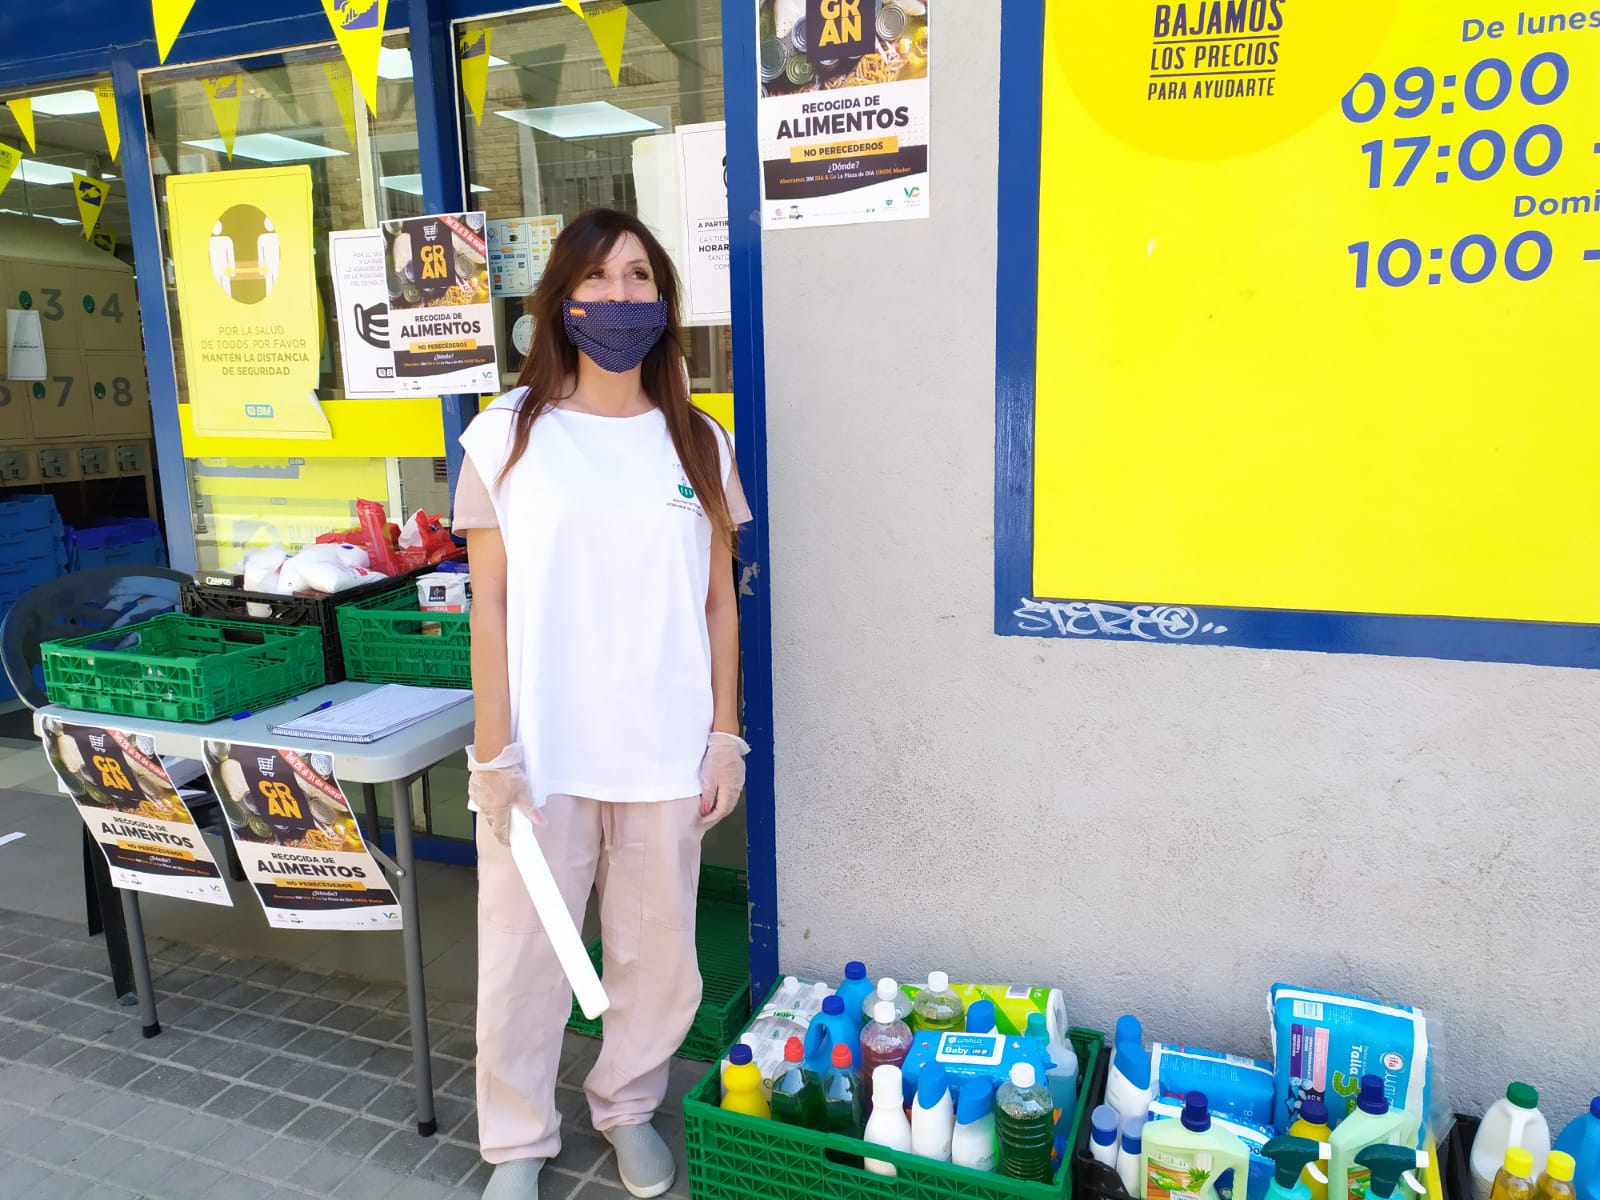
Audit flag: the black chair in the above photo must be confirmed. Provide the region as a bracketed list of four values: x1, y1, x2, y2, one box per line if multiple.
[0, 565, 245, 1006]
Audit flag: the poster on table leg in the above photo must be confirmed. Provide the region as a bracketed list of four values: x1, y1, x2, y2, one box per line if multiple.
[202, 742, 400, 930]
[39, 720, 231, 906]
[380, 211, 500, 395]
[756, 0, 930, 228]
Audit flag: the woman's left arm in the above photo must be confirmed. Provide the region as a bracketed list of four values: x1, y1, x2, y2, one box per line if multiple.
[700, 532, 747, 823]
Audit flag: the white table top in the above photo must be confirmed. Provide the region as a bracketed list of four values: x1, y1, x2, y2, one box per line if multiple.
[35, 680, 476, 784]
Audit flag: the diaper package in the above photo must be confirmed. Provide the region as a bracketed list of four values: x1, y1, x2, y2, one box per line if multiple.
[1151, 1042, 1276, 1126]
[1269, 984, 1431, 1141]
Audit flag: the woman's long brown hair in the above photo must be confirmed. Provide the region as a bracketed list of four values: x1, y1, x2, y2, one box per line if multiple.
[496, 208, 735, 550]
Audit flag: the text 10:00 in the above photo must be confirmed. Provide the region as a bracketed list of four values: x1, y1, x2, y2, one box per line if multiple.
[1347, 232, 1553, 288]
[1342, 53, 1567, 122]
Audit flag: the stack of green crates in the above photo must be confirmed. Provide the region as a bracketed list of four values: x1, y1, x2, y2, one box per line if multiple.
[334, 584, 471, 688]
[566, 863, 752, 1061]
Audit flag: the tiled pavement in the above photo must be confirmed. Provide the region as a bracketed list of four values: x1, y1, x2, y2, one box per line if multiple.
[0, 907, 701, 1199]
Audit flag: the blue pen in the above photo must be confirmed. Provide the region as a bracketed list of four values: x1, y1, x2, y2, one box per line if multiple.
[231, 711, 251, 721]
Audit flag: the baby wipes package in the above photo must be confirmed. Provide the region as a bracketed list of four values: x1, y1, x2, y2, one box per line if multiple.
[1147, 1096, 1276, 1200]
[900, 1029, 1053, 1104]
[1152, 1042, 1276, 1126]
[1269, 984, 1431, 1141]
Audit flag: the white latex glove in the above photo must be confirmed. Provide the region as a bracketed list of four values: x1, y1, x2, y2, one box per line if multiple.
[698, 732, 749, 826]
[467, 742, 543, 845]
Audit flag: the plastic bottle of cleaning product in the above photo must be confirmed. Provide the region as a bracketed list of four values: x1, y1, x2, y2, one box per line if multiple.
[860, 1000, 915, 1096]
[1354, 1145, 1430, 1200]
[836, 962, 875, 1031]
[912, 972, 966, 1033]
[1492, 1148, 1539, 1200]
[863, 977, 915, 1024]
[1263, 1135, 1333, 1200]
[1328, 1076, 1421, 1200]
[912, 1064, 956, 1161]
[1288, 1098, 1334, 1200]
[721, 1043, 771, 1119]
[1473, 1085, 1553, 1200]
[769, 1036, 822, 1127]
[1091, 1104, 1122, 1169]
[863, 1064, 912, 1177]
[995, 1063, 1056, 1182]
[1140, 1092, 1251, 1200]
[820, 1042, 864, 1136]
[954, 1079, 999, 1172]
[1119, 1116, 1148, 1197]
[804, 994, 862, 1073]
[1536, 1153, 1580, 1200]
[1106, 1015, 1157, 1130]
[1552, 1098, 1600, 1200]
[968, 999, 998, 1034]
[1022, 1011, 1080, 1148]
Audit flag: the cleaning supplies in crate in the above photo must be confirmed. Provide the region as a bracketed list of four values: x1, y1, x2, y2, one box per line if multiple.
[1493, 1149, 1540, 1200]
[1120, 1116, 1150, 1196]
[953, 1079, 999, 1172]
[1110, 1015, 1161, 1128]
[1553, 1097, 1600, 1200]
[1536, 1154, 1580, 1200]
[1327, 1076, 1422, 1200]
[911, 972, 967, 1033]
[1287, 1098, 1333, 1200]
[769, 1036, 821, 1127]
[803, 994, 861, 1073]
[1092, 1104, 1122, 1168]
[1472, 1085, 1552, 1200]
[721, 1044, 770, 1119]
[1155, 1042, 1277, 1127]
[820, 1043, 865, 1136]
[860, 1000, 913, 1107]
[1142, 1092, 1252, 1200]
[835, 962, 874, 1031]
[998, 1062, 1057, 1182]
[1269, 985, 1431, 1138]
[731, 975, 831, 1095]
[1354, 1145, 1430, 1200]
[862, 976, 914, 1024]
[899, 1027, 1052, 1103]
[901, 979, 1072, 1041]
[912, 1065, 956, 1161]
[1262, 1136, 1333, 1200]
[1028, 1010, 1082, 1144]
[1147, 1092, 1276, 1200]
[864, 1064, 913, 1176]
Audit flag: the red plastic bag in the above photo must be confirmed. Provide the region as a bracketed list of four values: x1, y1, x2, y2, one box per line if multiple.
[357, 499, 400, 575]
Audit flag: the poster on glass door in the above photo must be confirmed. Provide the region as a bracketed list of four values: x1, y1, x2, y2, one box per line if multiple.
[756, 0, 930, 228]
[328, 229, 407, 399]
[380, 211, 500, 394]
[677, 123, 731, 325]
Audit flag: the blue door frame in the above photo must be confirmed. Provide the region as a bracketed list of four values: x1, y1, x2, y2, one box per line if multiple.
[0, 0, 780, 996]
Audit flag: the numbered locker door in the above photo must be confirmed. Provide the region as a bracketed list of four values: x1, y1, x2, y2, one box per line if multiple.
[0, 263, 25, 444]
[76, 269, 142, 353]
[83, 352, 151, 438]
[6, 260, 82, 358]
[26, 350, 90, 441]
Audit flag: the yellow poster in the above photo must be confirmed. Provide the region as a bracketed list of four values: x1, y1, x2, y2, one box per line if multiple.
[94, 84, 121, 161]
[203, 75, 243, 158]
[586, 6, 628, 87]
[1036, 2, 1600, 626]
[6, 98, 34, 152]
[72, 174, 110, 240]
[459, 26, 492, 125]
[0, 142, 19, 199]
[319, 0, 389, 116]
[152, 0, 200, 62]
[166, 166, 328, 440]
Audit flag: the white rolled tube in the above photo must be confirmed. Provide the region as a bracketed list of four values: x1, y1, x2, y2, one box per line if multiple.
[507, 808, 610, 1020]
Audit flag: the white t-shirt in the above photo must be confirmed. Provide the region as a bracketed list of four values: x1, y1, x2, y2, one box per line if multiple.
[457, 388, 750, 804]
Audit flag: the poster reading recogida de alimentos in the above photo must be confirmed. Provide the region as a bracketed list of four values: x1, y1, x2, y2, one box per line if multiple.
[380, 210, 500, 395]
[757, 0, 930, 228]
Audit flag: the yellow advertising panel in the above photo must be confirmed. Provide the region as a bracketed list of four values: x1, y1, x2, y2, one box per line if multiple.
[166, 166, 328, 440]
[1034, 2, 1600, 628]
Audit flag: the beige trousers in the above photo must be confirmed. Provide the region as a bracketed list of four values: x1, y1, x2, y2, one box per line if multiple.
[475, 793, 704, 1164]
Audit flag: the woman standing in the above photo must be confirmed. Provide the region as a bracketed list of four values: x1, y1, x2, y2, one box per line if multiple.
[452, 208, 752, 1200]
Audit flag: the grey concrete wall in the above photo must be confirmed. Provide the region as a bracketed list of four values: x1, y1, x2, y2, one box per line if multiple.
[756, 3, 1600, 1127]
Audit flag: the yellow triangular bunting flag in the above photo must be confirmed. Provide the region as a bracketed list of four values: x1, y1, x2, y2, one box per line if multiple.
[92, 229, 117, 255]
[459, 26, 492, 125]
[94, 84, 121, 161]
[559, 0, 584, 15]
[152, 0, 200, 62]
[322, 61, 358, 146]
[73, 173, 110, 240]
[319, 0, 389, 115]
[203, 75, 243, 158]
[6, 99, 35, 152]
[0, 142, 20, 199]
[586, 7, 628, 87]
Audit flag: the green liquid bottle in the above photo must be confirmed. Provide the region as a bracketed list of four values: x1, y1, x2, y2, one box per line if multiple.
[770, 1036, 822, 1128]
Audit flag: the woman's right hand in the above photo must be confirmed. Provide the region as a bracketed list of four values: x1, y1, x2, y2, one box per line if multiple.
[466, 742, 543, 845]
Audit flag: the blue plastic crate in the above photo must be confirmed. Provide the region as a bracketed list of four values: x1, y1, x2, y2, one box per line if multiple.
[68, 519, 166, 570]
[0, 551, 65, 604]
[0, 495, 62, 539]
[79, 538, 167, 569]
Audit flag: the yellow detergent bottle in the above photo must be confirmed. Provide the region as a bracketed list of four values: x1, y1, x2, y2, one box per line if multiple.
[1141, 1092, 1251, 1200]
[720, 1043, 771, 1119]
[1328, 1076, 1421, 1200]
[1289, 1098, 1334, 1200]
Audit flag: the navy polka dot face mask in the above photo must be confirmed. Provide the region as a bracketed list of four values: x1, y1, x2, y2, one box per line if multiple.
[562, 299, 668, 373]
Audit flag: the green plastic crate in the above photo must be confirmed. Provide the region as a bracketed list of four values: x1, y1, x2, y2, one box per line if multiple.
[334, 587, 471, 688]
[40, 613, 324, 723]
[566, 863, 752, 1061]
[684, 1019, 1104, 1200]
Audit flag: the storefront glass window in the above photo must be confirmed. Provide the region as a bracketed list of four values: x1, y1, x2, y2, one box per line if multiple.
[143, 37, 452, 569]
[456, 1, 733, 400]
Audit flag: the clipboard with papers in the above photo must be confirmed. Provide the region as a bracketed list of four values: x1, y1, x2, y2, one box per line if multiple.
[268, 684, 473, 745]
